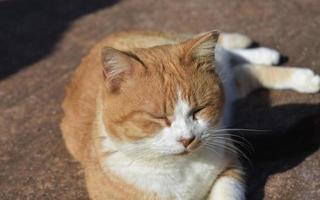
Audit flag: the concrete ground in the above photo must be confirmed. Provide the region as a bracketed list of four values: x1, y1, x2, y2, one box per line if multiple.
[0, 0, 319, 199]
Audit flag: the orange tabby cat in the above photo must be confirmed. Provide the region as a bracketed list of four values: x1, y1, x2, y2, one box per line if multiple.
[61, 30, 320, 200]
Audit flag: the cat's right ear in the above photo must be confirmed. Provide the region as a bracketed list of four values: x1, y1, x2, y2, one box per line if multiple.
[182, 31, 220, 68]
[101, 47, 141, 93]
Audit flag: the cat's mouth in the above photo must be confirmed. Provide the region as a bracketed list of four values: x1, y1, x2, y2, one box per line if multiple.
[177, 138, 202, 155]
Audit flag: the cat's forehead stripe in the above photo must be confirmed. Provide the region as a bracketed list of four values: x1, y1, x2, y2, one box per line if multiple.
[174, 90, 192, 117]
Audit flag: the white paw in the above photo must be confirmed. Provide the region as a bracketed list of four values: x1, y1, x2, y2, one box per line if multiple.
[220, 33, 253, 49]
[253, 47, 280, 65]
[290, 69, 320, 93]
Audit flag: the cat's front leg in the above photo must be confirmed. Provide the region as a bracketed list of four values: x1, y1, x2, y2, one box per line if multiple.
[207, 168, 245, 200]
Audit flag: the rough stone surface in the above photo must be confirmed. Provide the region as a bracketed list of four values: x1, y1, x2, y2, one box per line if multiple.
[0, 0, 319, 199]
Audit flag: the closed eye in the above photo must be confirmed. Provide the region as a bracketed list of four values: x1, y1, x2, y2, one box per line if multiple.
[146, 112, 173, 126]
[189, 106, 206, 120]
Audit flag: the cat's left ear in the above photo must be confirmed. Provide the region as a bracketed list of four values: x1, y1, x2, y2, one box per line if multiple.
[182, 30, 220, 66]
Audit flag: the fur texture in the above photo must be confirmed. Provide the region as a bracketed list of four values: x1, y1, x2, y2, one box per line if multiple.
[61, 30, 320, 200]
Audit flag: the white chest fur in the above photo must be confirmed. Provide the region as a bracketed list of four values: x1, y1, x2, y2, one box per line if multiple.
[104, 149, 227, 200]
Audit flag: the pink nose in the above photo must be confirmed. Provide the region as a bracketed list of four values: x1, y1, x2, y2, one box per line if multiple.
[179, 136, 196, 148]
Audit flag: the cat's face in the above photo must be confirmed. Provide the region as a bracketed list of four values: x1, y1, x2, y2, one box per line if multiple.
[101, 31, 224, 156]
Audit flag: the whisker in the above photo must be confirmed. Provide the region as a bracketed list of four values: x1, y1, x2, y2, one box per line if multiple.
[213, 128, 270, 133]
[203, 137, 252, 167]
[202, 134, 254, 153]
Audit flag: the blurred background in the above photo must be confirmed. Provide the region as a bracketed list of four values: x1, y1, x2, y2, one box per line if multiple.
[0, 0, 319, 199]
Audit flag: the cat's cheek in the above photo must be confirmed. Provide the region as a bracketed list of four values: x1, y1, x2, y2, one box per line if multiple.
[138, 121, 162, 135]
[195, 119, 210, 132]
[200, 114, 221, 127]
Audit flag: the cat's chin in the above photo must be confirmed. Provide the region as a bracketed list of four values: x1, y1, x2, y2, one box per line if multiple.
[175, 148, 193, 155]
[159, 147, 191, 156]
[173, 149, 201, 157]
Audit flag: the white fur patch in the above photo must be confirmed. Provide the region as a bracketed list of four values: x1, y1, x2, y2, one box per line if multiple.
[105, 151, 223, 200]
[215, 46, 239, 128]
[208, 177, 245, 200]
[230, 47, 280, 65]
[289, 68, 320, 93]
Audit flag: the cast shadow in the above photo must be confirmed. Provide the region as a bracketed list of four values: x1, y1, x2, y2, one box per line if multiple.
[0, 0, 119, 80]
[230, 90, 320, 199]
